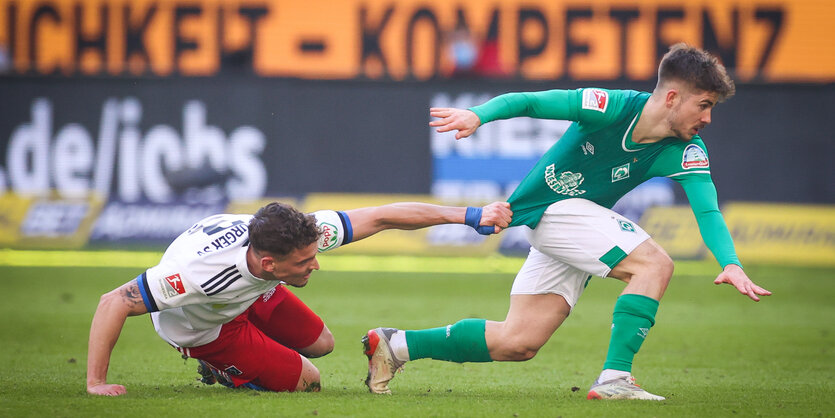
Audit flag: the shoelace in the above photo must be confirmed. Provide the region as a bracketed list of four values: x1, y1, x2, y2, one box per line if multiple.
[625, 376, 642, 388]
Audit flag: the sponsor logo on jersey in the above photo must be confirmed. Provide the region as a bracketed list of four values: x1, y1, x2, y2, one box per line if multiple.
[581, 141, 595, 155]
[162, 273, 186, 298]
[617, 219, 636, 233]
[262, 287, 276, 302]
[681, 144, 709, 169]
[545, 164, 586, 196]
[318, 222, 340, 252]
[612, 163, 630, 182]
[581, 89, 608, 113]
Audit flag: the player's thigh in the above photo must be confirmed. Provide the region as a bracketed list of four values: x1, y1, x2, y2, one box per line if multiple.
[530, 198, 650, 278]
[510, 245, 593, 309]
[489, 247, 581, 353]
[189, 320, 307, 392]
[248, 285, 326, 351]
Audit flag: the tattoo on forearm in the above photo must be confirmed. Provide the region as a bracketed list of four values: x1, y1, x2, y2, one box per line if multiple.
[120, 280, 144, 308]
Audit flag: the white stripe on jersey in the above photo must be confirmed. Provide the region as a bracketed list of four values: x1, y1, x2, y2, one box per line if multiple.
[666, 170, 711, 178]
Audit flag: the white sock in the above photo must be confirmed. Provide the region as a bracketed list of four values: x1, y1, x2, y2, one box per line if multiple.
[389, 330, 410, 362]
[597, 369, 630, 383]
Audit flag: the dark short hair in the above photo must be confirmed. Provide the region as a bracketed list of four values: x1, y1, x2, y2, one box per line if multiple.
[248, 202, 320, 257]
[658, 43, 735, 102]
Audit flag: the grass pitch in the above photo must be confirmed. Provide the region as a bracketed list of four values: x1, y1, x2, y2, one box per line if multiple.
[0, 258, 832, 417]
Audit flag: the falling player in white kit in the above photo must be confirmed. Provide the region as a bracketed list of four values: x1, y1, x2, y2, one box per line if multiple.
[86, 201, 512, 396]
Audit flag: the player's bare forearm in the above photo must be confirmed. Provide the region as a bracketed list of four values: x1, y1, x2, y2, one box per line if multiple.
[86, 279, 148, 396]
[713, 264, 772, 302]
[345, 201, 512, 241]
[346, 203, 462, 241]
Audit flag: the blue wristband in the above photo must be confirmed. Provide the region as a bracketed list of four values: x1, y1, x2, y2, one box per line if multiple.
[465, 207, 495, 235]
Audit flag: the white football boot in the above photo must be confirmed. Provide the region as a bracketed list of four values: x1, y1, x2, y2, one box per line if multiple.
[361, 327, 405, 394]
[587, 375, 666, 400]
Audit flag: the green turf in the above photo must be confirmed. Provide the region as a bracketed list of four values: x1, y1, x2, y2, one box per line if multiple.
[0, 261, 833, 417]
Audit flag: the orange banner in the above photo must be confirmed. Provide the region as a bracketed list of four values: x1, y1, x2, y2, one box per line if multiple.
[1, 0, 833, 81]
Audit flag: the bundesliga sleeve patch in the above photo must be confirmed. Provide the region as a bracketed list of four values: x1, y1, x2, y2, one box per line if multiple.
[162, 273, 187, 298]
[681, 144, 709, 169]
[581, 89, 609, 113]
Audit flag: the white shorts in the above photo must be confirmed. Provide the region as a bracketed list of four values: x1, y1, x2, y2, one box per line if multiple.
[510, 199, 650, 309]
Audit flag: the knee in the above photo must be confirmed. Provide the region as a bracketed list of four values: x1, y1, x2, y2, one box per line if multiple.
[304, 328, 334, 358]
[491, 338, 541, 362]
[294, 360, 321, 392]
[636, 244, 674, 282]
[651, 250, 674, 281]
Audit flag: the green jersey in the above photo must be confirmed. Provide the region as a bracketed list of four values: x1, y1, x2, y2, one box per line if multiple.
[470, 88, 740, 268]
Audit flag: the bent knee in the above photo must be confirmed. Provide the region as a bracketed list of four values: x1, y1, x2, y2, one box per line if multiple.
[491, 340, 541, 362]
[295, 359, 321, 392]
[650, 249, 674, 279]
[632, 242, 674, 280]
[303, 328, 335, 358]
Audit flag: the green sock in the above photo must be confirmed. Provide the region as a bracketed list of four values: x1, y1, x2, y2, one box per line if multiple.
[405, 318, 492, 363]
[602, 294, 659, 372]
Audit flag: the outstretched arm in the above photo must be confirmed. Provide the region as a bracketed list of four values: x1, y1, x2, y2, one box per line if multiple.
[344, 201, 512, 242]
[429, 108, 482, 140]
[430, 90, 580, 139]
[680, 179, 771, 302]
[87, 279, 149, 396]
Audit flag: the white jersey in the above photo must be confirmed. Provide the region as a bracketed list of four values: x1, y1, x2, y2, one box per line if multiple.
[136, 210, 352, 348]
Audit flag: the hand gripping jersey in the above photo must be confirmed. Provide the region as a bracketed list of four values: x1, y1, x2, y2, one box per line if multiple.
[470, 88, 740, 268]
[135, 210, 352, 348]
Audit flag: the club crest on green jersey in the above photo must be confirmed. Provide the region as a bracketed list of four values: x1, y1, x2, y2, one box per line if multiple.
[682, 144, 709, 169]
[545, 164, 586, 196]
[612, 163, 630, 182]
[617, 219, 636, 233]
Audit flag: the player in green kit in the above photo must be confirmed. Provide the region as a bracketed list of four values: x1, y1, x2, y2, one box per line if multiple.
[361, 43, 771, 400]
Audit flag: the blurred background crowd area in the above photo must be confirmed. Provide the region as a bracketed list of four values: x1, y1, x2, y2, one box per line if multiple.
[0, 0, 832, 266]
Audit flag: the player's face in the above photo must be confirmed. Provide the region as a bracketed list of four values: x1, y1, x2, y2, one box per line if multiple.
[668, 89, 719, 140]
[268, 241, 320, 287]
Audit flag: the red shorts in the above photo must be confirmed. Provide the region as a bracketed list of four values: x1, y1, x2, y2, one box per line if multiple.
[182, 285, 324, 391]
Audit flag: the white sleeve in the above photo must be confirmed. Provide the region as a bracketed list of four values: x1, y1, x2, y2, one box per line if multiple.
[311, 210, 354, 252]
[137, 262, 211, 312]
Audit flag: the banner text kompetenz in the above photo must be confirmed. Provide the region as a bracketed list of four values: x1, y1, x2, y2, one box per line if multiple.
[3, 0, 834, 82]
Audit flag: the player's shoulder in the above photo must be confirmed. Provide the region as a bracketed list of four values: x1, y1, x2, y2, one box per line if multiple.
[666, 135, 709, 158]
[577, 88, 649, 127]
[680, 136, 710, 169]
[655, 135, 711, 179]
[163, 213, 252, 261]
